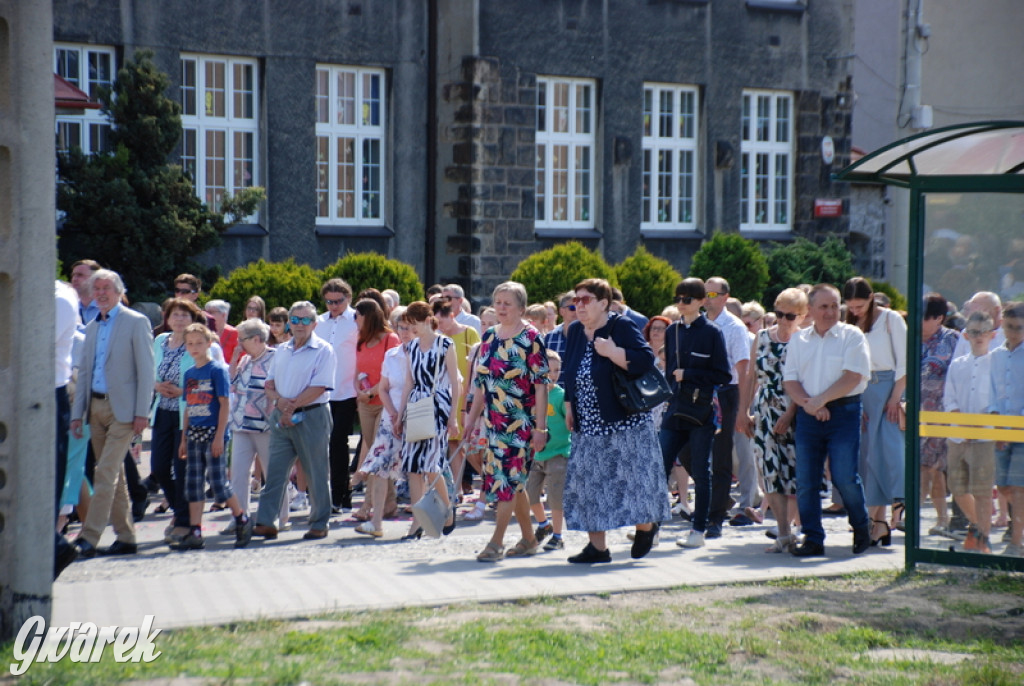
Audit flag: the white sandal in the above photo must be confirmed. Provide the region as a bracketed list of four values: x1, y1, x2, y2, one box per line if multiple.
[766, 534, 796, 553]
[355, 521, 383, 538]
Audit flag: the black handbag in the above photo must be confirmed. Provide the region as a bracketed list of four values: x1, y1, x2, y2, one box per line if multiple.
[669, 324, 715, 426]
[608, 317, 673, 414]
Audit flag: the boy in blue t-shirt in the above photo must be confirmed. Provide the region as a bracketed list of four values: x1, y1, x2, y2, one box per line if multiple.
[527, 349, 571, 551]
[175, 324, 252, 550]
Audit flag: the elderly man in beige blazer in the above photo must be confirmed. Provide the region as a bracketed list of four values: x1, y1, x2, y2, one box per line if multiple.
[70, 269, 155, 558]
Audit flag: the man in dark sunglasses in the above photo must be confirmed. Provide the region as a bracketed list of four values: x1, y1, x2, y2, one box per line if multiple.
[543, 291, 577, 359]
[253, 301, 337, 542]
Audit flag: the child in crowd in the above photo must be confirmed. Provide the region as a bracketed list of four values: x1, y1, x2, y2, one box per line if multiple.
[943, 311, 996, 553]
[527, 349, 570, 551]
[176, 324, 252, 550]
[525, 304, 548, 332]
[990, 303, 1024, 557]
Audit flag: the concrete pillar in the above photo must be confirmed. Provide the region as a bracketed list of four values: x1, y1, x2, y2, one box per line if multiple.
[0, 0, 57, 640]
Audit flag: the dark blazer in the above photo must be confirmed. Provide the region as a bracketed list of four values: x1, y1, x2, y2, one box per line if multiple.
[562, 313, 656, 425]
[663, 315, 732, 395]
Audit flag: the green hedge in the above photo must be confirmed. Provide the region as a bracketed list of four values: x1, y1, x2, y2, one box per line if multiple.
[764, 236, 855, 306]
[869, 279, 908, 312]
[615, 245, 682, 318]
[208, 258, 322, 323]
[510, 241, 618, 305]
[688, 233, 769, 304]
[320, 252, 424, 305]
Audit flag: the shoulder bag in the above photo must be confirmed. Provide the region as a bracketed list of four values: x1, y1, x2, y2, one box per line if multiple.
[411, 473, 447, 538]
[608, 316, 673, 414]
[405, 340, 443, 442]
[669, 323, 715, 426]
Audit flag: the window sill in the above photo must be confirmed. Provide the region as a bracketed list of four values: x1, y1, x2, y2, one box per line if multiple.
[315, 224, 394, 238]
[640, 229, 706, 240]
[224, 223, 268, 237]
[534, 228, 601, 240]
[739, 229, 798, 242]
[746, 0, 806, 14]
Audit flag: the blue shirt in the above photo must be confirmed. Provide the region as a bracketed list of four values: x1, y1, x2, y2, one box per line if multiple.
[91, 303, 121, 394]
[988, 342, 1024, 417]
[184, 360, 232, 430]
[79, 300, 100, 332]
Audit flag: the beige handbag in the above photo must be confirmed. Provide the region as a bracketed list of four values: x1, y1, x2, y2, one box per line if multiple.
[404, 342, 442, 442]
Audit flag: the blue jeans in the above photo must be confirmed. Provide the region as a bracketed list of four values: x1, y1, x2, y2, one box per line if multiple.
[660, 421, 716, 533]
[794, 402, 870, 546]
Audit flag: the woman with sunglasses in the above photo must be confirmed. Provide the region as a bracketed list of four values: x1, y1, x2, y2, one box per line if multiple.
[658, 278, 732, 550]
[737, 288, 808, 552]
[560, 278, 671, 563]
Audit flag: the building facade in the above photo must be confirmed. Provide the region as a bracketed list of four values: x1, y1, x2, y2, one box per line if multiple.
[55, 0, 856, 303]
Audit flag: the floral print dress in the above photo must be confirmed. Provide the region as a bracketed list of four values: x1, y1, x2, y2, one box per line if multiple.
[920, 326, 960, 470]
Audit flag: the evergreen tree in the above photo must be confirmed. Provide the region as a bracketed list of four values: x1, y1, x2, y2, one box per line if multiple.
[57, 50, 263, 300]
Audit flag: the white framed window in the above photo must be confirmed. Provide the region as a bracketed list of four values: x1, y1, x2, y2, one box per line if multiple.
[536, 77, 596, 229]
[740, 89, 793, 231]
[54, 43, 115, 155]
[315, 65, 386, 225]
[641, 83, 699, 230]
[180, 54, 259, 213]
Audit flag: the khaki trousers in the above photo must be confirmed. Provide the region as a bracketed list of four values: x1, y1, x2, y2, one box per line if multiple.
[81, 397, 136, 545]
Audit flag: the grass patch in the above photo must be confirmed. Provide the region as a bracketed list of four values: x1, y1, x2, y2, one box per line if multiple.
[976, 573, 1024, 596]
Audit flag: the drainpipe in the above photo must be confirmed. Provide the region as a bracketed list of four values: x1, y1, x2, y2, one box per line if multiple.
[426, 0, 438, 285]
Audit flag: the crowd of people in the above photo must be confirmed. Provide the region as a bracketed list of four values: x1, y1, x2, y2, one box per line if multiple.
[49, 258, 1024, 578]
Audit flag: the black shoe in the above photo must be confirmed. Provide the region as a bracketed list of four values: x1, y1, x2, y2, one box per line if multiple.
[442, 508, 457, 536]
[792, 541, 826, 557]
[630, 523, 659, 559]
[534, 521, 554, 544]
[142, 475, 161, 494]
[74, 538, 97, 559]
[729, 513, 754, 527]
[99, 541, 138, 556]
[822, 504, 847, 517]
[170, 532, 205, 550]
[852, 526, 872, 555]
[705, 523, 723, 539]
[55, 537, 78, 578]
[132, 499, 148, 523]
[401, 527, 423, 541]
[568, 542, 611, 564]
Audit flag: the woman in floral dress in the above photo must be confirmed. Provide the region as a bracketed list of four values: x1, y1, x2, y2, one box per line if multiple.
[738, 288, 808, 553]
[920, 292, 960, 532]
[463, 281, 549, 562]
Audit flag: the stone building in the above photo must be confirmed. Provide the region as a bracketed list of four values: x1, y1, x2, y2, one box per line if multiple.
[54, 0, 856, 303]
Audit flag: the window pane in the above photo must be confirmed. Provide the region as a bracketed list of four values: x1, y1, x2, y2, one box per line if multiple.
[575, 84, 591, 134]
[89, 123, 112, 155]
[755, 152, 769, 223]
[741, 94, 751, 141]
[553, 83, 569, 133]
[552, 144, 568, 220]
[205, 61, 226, 117]
[233, 63, 254, 119]
[679, 150, 694, 223]
[643, 89, 653, 138]
[657, 149, 672, 222]
[56, 121, 81, 155]
[537, 82, 547, 132]
[574, 145, 590, 222]
[679, 90, 695, 139]
[182, 128, 197, 180]
[56, 48, 79, 86]
[740, 152, 749, 223]
[316, 69, 329, 123]
[776, 96, 790, 143]
[87, 51, 112, 99]
[316, 136, 329, 217]
[362, 138, 381, 218]
[658, 90, 673, 138]
[774, 154, 789, 224]
[362, 74, 381, 127]
[536, 144, 546, 220]
[205, 130, 226, 210]
[337, 137, 355, 218]
[642, 149, 652, 223]
[181, 59, 197, 115]
[233, 131, 254, 192]
[337, 72, 355, 125]
[756, 95, 770, 142]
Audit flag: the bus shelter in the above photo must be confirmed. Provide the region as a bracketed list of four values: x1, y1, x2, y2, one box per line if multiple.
[835, 121, 1024, 571]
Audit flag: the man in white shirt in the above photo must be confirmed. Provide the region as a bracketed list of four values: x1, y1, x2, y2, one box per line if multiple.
[783, 284, 872, 557]
[703, 277, 751, 537]
[255, 302, 337, 540]
[317, 278, 359, 511]
[443, 283, 481, 334]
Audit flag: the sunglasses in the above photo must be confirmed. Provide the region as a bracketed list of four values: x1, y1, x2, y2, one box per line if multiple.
[965, 328, 992, 336]
[324, 297, 347, 306]
[440, 295, 454, 302]
[290, 316, 315, 326]
[174, 287, 197, 295]
[675, 296, 695, 305]
[775, 311, 800, 321]
[705, 291, 727, 299]
[572, 295, 597, 307]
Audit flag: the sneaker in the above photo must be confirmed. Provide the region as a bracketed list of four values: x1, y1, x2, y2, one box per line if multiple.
[170, 532, 205, 550]
[677, 530, 705, 549]
[290, 493, 309, 512]
[543, 536, 564, 551]
[534, 521, 554, 545]
[705, 523, 722, 539]
[464, 502, 486, 520]
[1003, 543, 1024, 558]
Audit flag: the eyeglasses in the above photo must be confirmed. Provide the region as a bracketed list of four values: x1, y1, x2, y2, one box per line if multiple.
[174, 287, 197, 295]
[649, 325, 668, 333]
[572, 295, 597, 307]
[675, 296, 695, 305]
[775, 311, 800, 321]
[705, 291, 727, 299]
[324, 297, 347, 306]
[440, 295, 454, 302]
[965, 328, 992, 336]
[290, 316, 315, 326]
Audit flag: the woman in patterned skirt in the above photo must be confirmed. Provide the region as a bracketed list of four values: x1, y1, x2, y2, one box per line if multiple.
[396, 302, 461, 539]
[561, 278, 671, 563]
[463, 281, 550, 562]
[737, 287, 808, 552]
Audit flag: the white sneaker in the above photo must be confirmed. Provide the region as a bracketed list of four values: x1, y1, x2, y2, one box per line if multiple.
[289, 493, 308, 512]
[677, 531, 705, 548]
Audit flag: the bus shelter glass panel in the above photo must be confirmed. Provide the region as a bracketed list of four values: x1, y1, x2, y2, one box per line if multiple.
[918, 192, 1024, 557]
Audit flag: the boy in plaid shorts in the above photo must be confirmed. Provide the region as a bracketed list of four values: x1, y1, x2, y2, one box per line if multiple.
[175, 324, 253, 550]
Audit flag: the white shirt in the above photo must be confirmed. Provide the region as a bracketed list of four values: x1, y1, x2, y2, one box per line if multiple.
[943, 351, 993, 443]
[952, 326, 1005, 361]
[267, 333, 336, 405]
[380, 344, 408, 418]
[456, 310, 482, 335]
[318, 307, 358, 401]
[707, 309, 751, 385]
[55, 280, 78, 388]
[783, 321, 871, 398]
[863, 308, 907, 378]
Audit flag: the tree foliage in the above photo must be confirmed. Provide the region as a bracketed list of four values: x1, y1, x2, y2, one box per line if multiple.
[208, 259, 323, 323]
[614, 245, 682, 318]
[764, 236, 855, 305]
[510, 241, 619, 305]
[320, 252, 425, 305]
[688, 233, 769, 304]
[57, 50, 263, 300]
[869, 279, 908, 312]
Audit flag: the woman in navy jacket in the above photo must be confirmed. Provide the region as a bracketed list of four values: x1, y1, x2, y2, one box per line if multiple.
[561, 278, 672, 563]
[660, 278, 732, 550]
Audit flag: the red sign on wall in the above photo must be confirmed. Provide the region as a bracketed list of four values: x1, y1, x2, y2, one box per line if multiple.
[814, 199, 843, 218]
